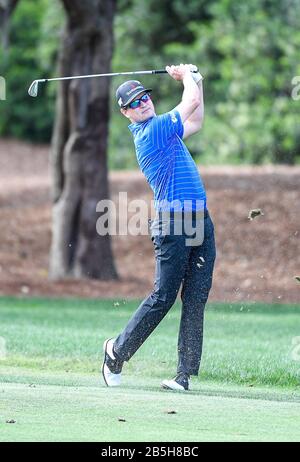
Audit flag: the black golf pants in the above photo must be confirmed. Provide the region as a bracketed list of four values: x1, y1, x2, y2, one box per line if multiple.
[113, 210, 216, 376]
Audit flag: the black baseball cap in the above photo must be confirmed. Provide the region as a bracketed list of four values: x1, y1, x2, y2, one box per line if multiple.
[116, 80, 152, 108]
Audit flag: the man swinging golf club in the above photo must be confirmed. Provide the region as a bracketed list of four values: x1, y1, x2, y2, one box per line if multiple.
[102, 63, 216, 391]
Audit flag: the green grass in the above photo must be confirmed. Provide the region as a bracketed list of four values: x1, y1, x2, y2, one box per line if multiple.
[0, 296, 299, 386]
[1, 378, 300, 442]
[0, 296, 300, 441]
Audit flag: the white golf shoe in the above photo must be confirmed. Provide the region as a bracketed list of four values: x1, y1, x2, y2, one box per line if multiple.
[161, 373, 190, 391]
[102, 338, 123, 387]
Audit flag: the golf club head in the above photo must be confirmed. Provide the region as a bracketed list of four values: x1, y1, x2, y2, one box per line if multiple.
[28, 80, 39, 97]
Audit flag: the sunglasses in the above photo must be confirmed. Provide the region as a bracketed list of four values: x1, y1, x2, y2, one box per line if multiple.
[127, 93, 151, 109]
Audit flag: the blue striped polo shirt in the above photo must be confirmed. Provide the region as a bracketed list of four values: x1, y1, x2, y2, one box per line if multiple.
[128, 110, 206, 212]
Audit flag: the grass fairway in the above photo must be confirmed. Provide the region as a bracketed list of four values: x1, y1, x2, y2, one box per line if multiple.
[0, 296, 299, 442]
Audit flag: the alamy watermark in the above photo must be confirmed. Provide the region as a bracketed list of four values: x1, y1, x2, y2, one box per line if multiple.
[291, 337, 300, 361]
[0, 337, 7, 360]
[291, 76, 300, 101]
[96, 193, 205, 246]
[0, 76, 6, 100]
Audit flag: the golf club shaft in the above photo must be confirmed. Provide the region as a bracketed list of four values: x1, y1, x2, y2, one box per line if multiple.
[28, 67, 199, 97]
[38, 69, 169, 84]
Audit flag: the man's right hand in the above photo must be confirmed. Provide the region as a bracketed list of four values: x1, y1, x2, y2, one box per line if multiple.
[166, 64, 192, 81]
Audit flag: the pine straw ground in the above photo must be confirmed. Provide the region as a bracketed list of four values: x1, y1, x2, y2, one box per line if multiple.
[0, 138, 299, 303]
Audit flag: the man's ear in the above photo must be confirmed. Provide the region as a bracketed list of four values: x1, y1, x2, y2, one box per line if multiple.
[120, 107, 130, 119]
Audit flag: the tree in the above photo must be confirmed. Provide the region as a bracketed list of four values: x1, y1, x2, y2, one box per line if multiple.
[49, 0, 118, 280]
[0, 0, 19, 50]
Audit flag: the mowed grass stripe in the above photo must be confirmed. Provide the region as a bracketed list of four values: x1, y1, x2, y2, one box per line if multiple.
[1, 381, 300, 442]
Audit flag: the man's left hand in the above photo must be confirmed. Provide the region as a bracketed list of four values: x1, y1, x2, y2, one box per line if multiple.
[188, 64, 203, 84]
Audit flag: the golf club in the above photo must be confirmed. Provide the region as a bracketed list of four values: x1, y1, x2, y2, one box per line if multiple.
[28, 68, 199, 97]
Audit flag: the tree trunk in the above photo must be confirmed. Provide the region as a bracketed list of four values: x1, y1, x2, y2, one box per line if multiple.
[50, 0, 118, 280]
[0, 0, 19, 51]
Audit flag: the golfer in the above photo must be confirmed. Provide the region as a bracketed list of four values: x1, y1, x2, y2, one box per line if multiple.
[102, 64, 216, 391]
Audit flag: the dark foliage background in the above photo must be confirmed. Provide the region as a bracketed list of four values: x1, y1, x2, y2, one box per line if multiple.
[1, 0, 299, 167]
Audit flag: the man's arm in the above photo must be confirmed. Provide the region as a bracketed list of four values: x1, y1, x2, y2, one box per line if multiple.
[166, 64, 201, 123]
[182, 78, 204, 140]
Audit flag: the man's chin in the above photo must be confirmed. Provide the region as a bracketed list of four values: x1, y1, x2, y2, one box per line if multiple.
[142, 110, 154, 120]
